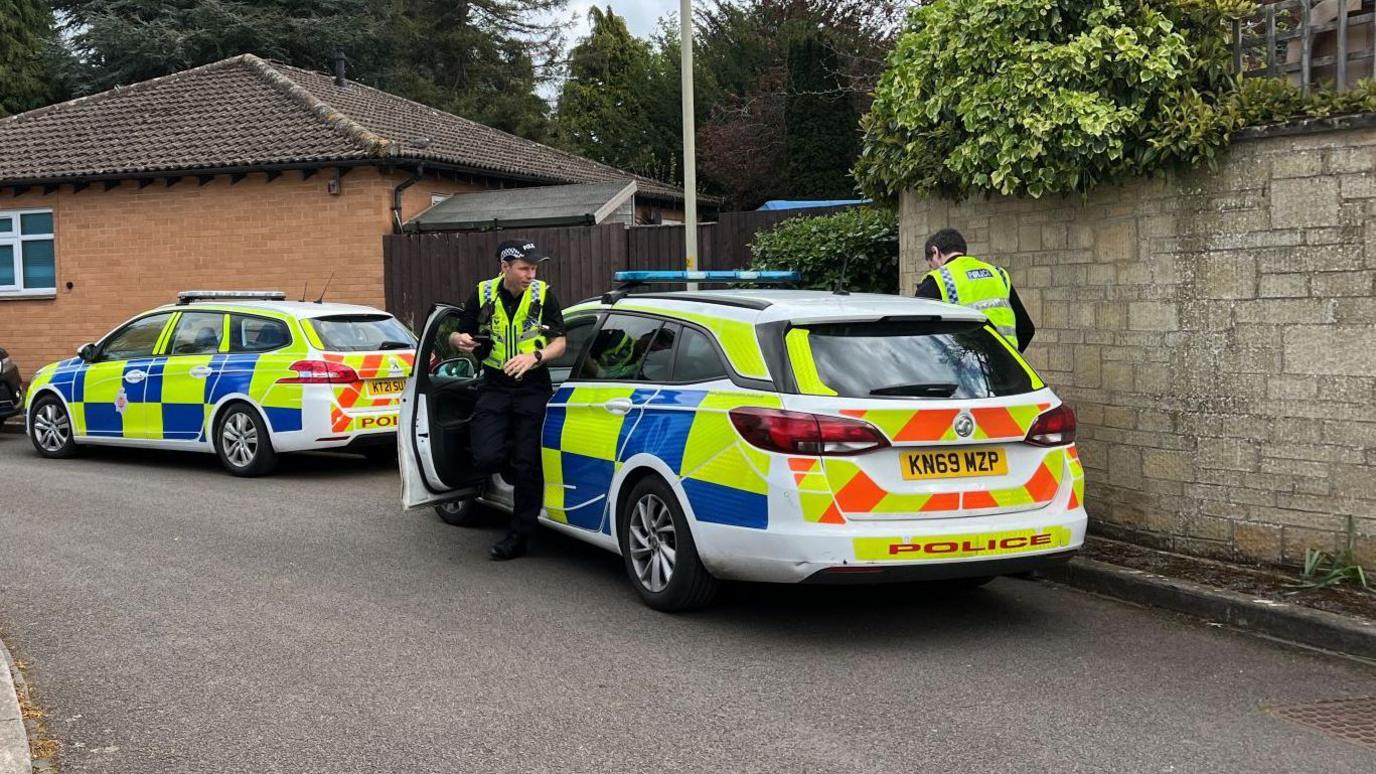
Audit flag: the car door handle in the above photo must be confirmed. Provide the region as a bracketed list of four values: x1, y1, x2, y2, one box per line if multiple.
[124, 370, 146, 384]
[189, 365, 212, 379]
[603, 398, 633, 415]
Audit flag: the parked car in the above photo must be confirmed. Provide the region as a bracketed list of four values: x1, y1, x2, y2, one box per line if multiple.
[399, 271, 1086, 611]
[23, 291, 416, 475]
[0, 346, 22, 424]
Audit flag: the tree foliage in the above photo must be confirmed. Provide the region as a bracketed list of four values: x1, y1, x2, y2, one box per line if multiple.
[856, 0, 1254, 201]
[783, 34, 860, 198]
[0, 0, 66, 116]
[553, 7, 676, 179]
[750, 207, 899, 294]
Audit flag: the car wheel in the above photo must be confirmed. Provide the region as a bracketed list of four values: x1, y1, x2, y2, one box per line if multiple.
[29, 396, 78, 459]
[619, 476, 719, 612]
[434, 497, 483, 527]
[214, 404, 278, 477]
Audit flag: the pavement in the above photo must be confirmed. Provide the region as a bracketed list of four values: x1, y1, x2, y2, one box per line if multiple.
[1, 430, 1375, 773]
[0, 635, 29, 774]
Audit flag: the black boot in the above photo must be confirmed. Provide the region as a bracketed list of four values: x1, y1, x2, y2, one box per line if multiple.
[489, 532, 528, 561]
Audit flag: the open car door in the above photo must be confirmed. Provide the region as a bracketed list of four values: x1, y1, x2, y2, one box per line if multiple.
[399, 304, 489, 509]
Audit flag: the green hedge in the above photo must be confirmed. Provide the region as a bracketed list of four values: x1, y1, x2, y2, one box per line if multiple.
[856, 0, 1253, 201]
[749, 208, 899, 295]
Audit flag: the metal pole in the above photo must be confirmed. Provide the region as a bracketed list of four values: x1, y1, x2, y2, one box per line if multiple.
[680, 0, 698, 286]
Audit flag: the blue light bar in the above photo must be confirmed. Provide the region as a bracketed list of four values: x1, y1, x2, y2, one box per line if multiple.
[613, 270, 800, 283]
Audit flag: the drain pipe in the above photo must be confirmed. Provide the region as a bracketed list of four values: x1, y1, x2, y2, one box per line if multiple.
[392, 163, 425, 233]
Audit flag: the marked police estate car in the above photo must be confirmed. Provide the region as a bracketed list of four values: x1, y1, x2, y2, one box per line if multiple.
[399, 272, 1085, 611]
[25, 291, 416, 476]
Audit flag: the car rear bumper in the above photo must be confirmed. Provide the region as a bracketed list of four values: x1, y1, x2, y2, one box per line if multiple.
[0, 377, 23, 420]
[692, 506, 1088, 584]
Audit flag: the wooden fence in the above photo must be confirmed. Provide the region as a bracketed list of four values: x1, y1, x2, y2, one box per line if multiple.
[383, 206, 854, 331]
[1234, 0, 1376, 94]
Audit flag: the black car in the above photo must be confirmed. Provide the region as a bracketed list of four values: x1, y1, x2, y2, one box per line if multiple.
[0, 347, 22, 424]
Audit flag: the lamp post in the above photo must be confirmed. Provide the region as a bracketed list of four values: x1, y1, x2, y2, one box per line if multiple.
[680, 0, 698, 282]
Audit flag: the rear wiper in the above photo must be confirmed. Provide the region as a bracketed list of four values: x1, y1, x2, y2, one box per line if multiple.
[377, 340, 413, 350]
[869, 382, 958, 397]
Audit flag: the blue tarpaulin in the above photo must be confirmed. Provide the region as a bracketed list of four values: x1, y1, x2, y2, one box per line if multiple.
[756, 199, 869, 211]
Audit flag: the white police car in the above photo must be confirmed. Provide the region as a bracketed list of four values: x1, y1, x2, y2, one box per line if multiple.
[25, 291, 416, 475]
[400, 272, 1085, 610]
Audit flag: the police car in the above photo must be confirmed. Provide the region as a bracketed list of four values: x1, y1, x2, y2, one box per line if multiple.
[24, 291, 416, 476]
[399, 272, 1085, 611]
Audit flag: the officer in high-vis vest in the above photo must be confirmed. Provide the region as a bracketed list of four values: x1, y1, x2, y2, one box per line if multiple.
[915, 228, 1035, 352]
[450, 240, 567, 560]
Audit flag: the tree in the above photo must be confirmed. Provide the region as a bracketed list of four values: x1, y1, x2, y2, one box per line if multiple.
[0, 0, 65, 116]
[856, 0, 1252, 201]
[55, 0, 391, 94]
[553, 7, 672, 178]
[783, 32, 860, 198]
[378, 0, 569, 141]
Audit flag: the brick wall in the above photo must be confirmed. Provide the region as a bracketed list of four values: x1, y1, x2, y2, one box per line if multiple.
[0, 167, 481, 371]
[900, 119, 1376, 567]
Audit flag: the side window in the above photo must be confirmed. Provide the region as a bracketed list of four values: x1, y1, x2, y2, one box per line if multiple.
[638, 323, 678, 382]
[547, 316, 597, 384]
[580, 314, 662, 381]
[673, 327, 729, 382]
[228, 314, 292, 353]
[168, 312, 225, 355]
[99, 313, 174, 361]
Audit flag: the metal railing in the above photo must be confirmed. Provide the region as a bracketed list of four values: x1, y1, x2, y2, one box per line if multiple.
[1233, 0, 1376, 95]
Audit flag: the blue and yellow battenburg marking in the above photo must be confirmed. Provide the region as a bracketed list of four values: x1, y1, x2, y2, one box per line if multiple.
[542, 386, 782, 533]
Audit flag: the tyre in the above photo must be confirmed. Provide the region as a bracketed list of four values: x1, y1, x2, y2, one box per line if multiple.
[28, 396, 78, 459]
[434, 497, 483, 527]
[619, 476, 719, 612]
[214, 403, 278, 477]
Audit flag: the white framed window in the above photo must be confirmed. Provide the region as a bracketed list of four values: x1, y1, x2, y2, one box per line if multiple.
[0, 208, 57, 297]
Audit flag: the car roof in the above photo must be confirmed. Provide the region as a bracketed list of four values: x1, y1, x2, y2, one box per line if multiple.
[570, 289, 987, 325]
[152, 300, 393, 319]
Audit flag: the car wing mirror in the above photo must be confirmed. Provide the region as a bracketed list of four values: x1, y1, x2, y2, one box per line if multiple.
[77, 343, 96, 362]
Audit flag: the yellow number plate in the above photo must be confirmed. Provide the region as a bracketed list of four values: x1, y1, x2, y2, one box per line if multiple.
[368, 378, 407, 397]
[901, 448, 1008, 480]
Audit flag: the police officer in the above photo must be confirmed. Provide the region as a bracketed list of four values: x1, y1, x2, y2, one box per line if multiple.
[915, 228, 1035, 351]
[449, 240, 566, 560]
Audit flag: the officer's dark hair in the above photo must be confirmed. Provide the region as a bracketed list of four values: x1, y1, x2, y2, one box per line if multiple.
[924, 229, 967, 259]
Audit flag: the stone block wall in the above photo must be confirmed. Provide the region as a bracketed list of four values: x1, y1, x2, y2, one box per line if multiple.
[899, 117, 1376, 567]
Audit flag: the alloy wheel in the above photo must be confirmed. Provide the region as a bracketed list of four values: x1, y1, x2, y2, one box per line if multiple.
[628, 493, 677, 593]
[221, 412, 258, 468]
[33, 403, 70, 452]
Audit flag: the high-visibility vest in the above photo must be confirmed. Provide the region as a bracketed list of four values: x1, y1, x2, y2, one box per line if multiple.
[477, 276, 548, 370]
[923, 255, 1018, 347]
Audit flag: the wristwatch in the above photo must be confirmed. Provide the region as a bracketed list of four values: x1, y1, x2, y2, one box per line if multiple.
[533, 349, 544, 364]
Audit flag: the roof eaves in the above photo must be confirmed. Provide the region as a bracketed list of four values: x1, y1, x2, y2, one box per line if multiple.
[242, 54, 396, 158]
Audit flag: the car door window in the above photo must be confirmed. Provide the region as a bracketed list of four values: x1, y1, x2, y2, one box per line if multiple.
[580, 314, 662, 381]
[168, 312, 226, 355]
[547, 316, 597, 384]
[228, 314, 292, 353]
[638, 323, 678, 382]
[99, 313, 174, 361]
[672, 327, 728, 382]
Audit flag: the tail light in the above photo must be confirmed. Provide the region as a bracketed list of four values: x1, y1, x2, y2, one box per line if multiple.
[279, 359, 360, 384]
[1026, 404, 1076, 447]
[729, 407, 889, 456]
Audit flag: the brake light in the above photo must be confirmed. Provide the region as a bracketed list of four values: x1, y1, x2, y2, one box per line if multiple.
[1026, 404, 1076, 446]
[729, 407, 889, 456]
[279, 359, 360, 384]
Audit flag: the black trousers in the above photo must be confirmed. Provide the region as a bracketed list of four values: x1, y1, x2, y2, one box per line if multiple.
[469, 383, 551, 537]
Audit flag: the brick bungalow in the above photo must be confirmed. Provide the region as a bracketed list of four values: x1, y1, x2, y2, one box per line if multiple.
[0, 54, 688, 371]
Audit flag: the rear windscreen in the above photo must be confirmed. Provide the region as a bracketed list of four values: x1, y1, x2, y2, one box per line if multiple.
[309, 315, 416, 352]
[789, 320, 1039, 399]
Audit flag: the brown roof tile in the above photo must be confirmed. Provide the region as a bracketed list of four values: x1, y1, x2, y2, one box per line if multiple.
[0, 54, 686, 201]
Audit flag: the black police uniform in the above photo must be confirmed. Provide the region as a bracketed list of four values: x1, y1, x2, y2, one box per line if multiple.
[457, 275, 565, 548]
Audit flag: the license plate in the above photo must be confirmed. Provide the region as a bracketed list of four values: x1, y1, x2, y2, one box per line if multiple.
[901, 448, 1008, 480]
[368, 378, 406, 397]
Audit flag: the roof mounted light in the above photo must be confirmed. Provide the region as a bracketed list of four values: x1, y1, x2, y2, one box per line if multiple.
[612, 270, 800, 283]
[177, 290, 287, 305]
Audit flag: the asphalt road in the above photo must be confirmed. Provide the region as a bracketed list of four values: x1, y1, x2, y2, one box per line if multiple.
[1, 428, 1374, 773]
